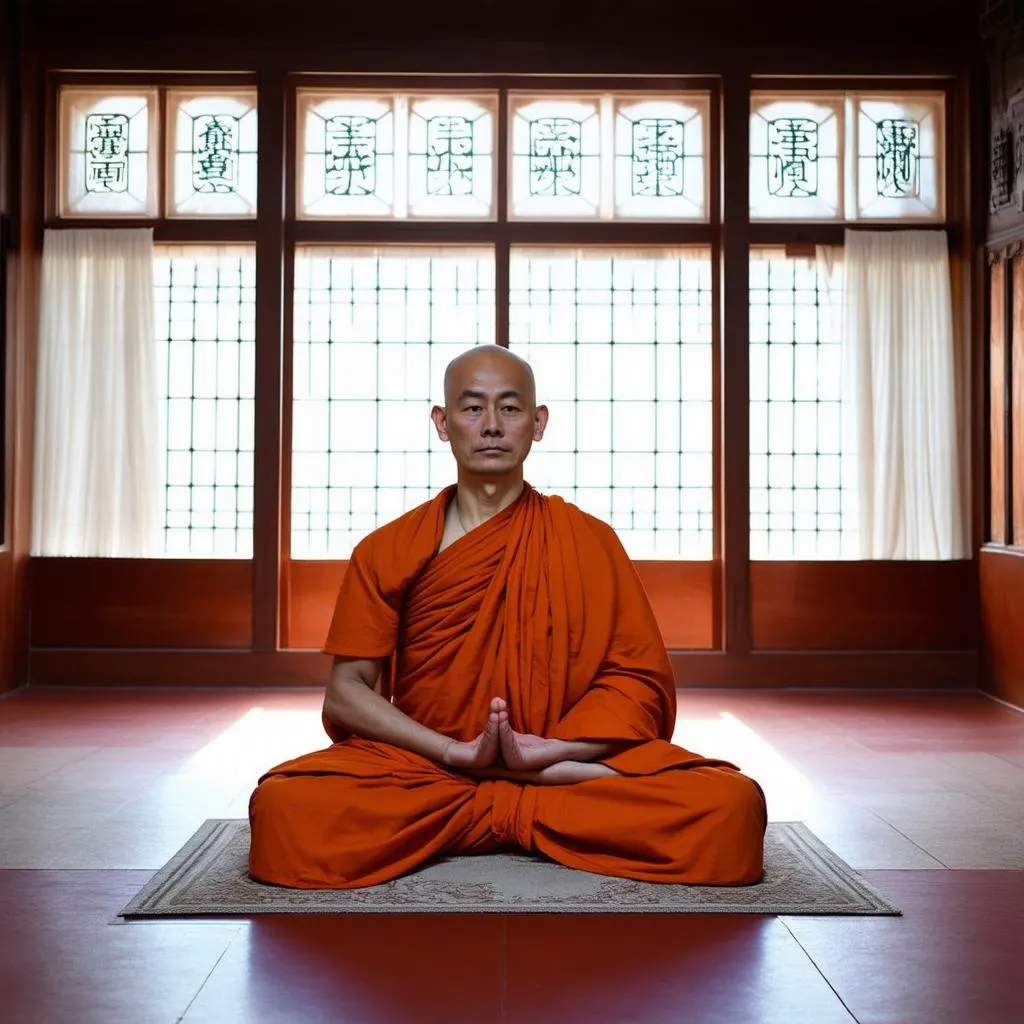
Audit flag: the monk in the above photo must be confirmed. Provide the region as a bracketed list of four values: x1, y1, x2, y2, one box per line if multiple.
[248, 344, 766, 889]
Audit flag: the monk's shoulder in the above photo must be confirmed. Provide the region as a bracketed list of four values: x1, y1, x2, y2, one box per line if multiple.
[349, 493, 439, 567]
[540, 493, 627, 560]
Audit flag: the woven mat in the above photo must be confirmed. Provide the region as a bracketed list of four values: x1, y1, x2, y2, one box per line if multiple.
[120, 820, 900, 917]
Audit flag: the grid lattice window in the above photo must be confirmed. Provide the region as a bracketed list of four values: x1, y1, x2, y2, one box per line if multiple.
[509, 248, 713, 559]
[154, 247, 256, 556]
[749, 249, 855, 559]
[291, 247, 495, 558]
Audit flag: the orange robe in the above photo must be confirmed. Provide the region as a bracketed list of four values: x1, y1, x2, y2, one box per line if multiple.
[249, 484, 766, 888]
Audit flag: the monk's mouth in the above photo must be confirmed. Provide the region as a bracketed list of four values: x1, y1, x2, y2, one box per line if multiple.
[477, 447, 509, 453]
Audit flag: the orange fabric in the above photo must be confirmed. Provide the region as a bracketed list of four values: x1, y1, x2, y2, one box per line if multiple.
[249, 484, 766, 888]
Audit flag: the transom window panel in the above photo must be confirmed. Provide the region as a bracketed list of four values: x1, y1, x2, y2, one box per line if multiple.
[510, 94, 708, 221]
[59, 87, 158, 217]
[298, 92, 496, 219]
[749, 92, 945, 222]
[509, 248, 713, 560]
[155, 247, 256, 557]
[291, 247, 496, 558]
[853, 95, 943, 219]
[168, 90, 258, 217]
[750, 96, 842, 220]
[749, 249, 856, 559]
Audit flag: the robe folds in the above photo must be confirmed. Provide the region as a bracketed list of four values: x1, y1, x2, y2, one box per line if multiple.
[249, 483, 766, 888]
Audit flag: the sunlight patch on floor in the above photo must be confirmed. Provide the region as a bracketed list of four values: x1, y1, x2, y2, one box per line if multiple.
[674, 712, 817, 819]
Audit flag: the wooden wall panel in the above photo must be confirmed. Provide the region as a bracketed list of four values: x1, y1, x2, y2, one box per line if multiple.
[980, 548, 1024, 708]
[750, 561, 978, 651]
[285, 559, 718, 652]
[29, 650, 329, 687]
[0, 550, 12, 691]
[1014, 257, 1024, 547]
[991, 260, 1007, 543]
[30, 559, 253, 648]
[25, 648, 974, 689]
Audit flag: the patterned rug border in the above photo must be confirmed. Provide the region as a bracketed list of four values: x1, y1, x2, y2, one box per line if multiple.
[119, 820, 902, 918]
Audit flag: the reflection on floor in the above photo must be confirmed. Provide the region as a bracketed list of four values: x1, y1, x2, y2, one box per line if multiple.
[1, 687, 1022, 1023]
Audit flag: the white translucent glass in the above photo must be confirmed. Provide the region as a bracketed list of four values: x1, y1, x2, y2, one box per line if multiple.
[407, 96, 495, 218]
[749, 251, 856, 560]
[291, 247, 495, 558]
[614, 98, 707, 219]
[154, 247, 256, 557]
[300, 95, 395, 217]
[61, 90, 157, 216]
[509, 248, 713, 559]
[750, 97, 842, 220]
[169, 92, 258, 217]
[854, 96, 943, 220]
[510, 97, 601, 218]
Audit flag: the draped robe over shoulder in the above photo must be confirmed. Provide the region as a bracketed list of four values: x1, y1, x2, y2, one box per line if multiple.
[249, 484, 766, 888]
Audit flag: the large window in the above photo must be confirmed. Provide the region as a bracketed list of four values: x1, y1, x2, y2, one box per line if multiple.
[42, 78, 960, 571]
[510, 248, 713, 558]
[749, 249, 855, 559]
[290, 247, 495, 558]
[154, 247, 256, 557]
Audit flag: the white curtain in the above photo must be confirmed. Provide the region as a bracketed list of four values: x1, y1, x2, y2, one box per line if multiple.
[32, 229, 163, 556]
[842, 230, 967, 559]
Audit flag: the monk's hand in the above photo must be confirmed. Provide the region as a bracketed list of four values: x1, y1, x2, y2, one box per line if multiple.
[439, 697, 505, 770]
[466, 761, 618, 785]
[498, 717, 576, 772]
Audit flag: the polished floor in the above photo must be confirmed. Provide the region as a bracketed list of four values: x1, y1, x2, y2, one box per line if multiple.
[0, 687, 1022, 1023]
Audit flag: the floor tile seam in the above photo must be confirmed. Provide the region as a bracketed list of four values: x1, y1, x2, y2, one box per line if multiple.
[863, 808, 952, 869]
[778, 917, 860, 1023]
[174, 923, 244, 1023]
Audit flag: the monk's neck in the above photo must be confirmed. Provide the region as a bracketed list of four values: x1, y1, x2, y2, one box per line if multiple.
[454, 477, 525, 532]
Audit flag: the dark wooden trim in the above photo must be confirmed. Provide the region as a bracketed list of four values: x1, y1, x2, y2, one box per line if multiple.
[50, 71, 258, 87]
[969, 53, 987, 557]
[747, 223, 959, 247]
[721, 72, 750, 654]
[1004, 257, 1014, 545]
[26, 36, 971, 79]
[668, 650, 976, 688]
[43, 219, 259, 241]
[708, 86, 723, 644]
[749, 75, 957, 90]
[288, 221, 715, 246]
[24, 647, 976, 689]
[292, 74, 721, 93]
[494, 87, 509, 347]
[252, 66, 286, 650]
[28, 649, 331, 687]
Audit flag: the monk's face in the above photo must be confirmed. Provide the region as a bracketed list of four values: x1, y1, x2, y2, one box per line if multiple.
[432, 349, 548, 478]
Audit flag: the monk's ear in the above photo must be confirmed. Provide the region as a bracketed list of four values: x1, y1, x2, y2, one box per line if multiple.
[533, 404, 549, 441]
[430, 404, 449, 442]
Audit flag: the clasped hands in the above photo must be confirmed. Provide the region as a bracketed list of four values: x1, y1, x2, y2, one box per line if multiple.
[440, 698, 616, 785]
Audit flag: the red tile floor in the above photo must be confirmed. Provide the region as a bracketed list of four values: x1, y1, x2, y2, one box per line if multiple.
[1, 687, 1023, 1023]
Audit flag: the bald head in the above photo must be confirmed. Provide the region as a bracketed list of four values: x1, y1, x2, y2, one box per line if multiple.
[443, 345, 537, 410]
[432, 344, 548, 479]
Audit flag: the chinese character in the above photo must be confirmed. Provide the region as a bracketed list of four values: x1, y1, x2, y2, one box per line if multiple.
[876, 119, 919, 198]
[632, 118, 684, 197]
[990, 128, 1015, 211]
[767, 118, 819, 198]
[325, 115, 377, 196]
[85, 113, 129, 193]
[192, 115, 238, 194]
[425, 115, 474, 196]
[529, 118, 581, 196]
